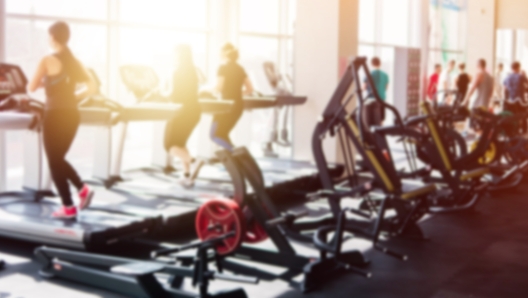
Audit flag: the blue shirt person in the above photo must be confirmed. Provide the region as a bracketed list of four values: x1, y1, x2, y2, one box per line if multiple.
[364, 57, 389, 101]
[503, 62, 527, 101]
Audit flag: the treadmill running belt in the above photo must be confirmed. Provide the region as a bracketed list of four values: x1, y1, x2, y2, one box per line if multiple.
[0, 197, 157, 250]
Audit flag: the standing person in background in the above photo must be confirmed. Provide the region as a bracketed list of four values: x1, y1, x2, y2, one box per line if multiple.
[210, 43, 254, 151]
[494, 63, 505, 103]
[28, 21, 96, 218]
[503, 62, 528, 132]
[455, 63, 471, 104]
[164, 45, 202, 188]
[439, 60, 456, 103]
[462, 59, 494, 110]
[427, 64, 442, 101]
[363, 57, 389, 125]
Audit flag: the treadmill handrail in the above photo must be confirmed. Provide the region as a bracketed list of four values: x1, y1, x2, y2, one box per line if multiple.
[198, 98, 234, 114]
[78, 107, 113, 126]
[114, 102, 182, 122]
[0, 112, 36, 130]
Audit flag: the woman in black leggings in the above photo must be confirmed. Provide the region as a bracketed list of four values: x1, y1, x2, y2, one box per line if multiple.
[164, 45, 202, 188]
[28, 21, 96, 219]
[210, 43, 253, 151]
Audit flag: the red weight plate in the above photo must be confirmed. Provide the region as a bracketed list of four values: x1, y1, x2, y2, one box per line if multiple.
[244, 219, 268, 243]
[195, 199, 245, 255]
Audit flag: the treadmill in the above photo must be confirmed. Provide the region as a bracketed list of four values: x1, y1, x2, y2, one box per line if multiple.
[117, 65, 340, 194]
[84, 67, 231, 178]
[17, 68, 231, 233]
[0, 63, 158, 250]
[260, 61, 305, 157]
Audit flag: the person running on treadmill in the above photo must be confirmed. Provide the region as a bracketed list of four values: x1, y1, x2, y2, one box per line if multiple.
[462, 59, 494, 110]
[28, 21, 96, 218]
[164, 45, 202, 188]
[210, 43, 253, 151]
[427, 64, 442, 101]
[455, 63, 471, 104]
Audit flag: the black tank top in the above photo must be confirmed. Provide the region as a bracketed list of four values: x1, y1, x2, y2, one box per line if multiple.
[45, 49, 88, 110]
[171, 65, 199, 107]
[217, 62, 247, 105]
[456, 73, 470, 95]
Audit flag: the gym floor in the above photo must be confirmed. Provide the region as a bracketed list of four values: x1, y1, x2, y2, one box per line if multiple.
[1, 178, 528, 298]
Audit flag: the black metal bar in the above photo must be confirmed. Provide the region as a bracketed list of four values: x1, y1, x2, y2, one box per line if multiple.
[232, 246, 309, 270]
[151, 232, 235, 258]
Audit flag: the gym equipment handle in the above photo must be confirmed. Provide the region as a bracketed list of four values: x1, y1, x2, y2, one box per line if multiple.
[151, 232, 235, 258]
[214, 272, 259, 284]
[266, 210, 309, 227]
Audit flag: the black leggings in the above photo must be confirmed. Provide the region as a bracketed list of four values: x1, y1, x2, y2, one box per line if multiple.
[210, 104, 243, 151]
[43, 109, 83, 206]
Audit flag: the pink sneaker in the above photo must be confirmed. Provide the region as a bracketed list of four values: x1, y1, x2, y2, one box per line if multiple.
[78, 184, 94, 210]
[52, 206, 77, 219]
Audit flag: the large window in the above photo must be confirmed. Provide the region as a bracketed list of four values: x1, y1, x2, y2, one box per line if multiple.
[358, 0, 420, 106]
[358, 0, 467, 103]
[516, 31, 528, 70]
[3, 0, 296, 187]
[236, 0, 296, 156]
[119, 0, 208, 29]
[238, 0, 295, 86]
[7, 0, 107, 20]
[428, 0, 467, 71]
[495, 29, 528, 78]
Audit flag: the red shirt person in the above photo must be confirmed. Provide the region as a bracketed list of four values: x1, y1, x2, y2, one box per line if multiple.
[427, 64, 442, 101]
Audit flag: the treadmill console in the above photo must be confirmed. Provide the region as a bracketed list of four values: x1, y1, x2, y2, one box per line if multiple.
[119, 65, 160, 100]
[0, 63, 28, 101]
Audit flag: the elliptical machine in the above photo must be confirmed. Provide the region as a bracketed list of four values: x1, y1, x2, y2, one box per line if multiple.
[192, 146, 379, 292]
[312, 57, 435, 239]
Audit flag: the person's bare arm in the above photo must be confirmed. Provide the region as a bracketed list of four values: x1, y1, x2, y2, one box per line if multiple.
[28, 58, 47, 92]
[243, 77, 253, 96]
[462, 72, 483, 106]
[75, 62, 97, 101]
